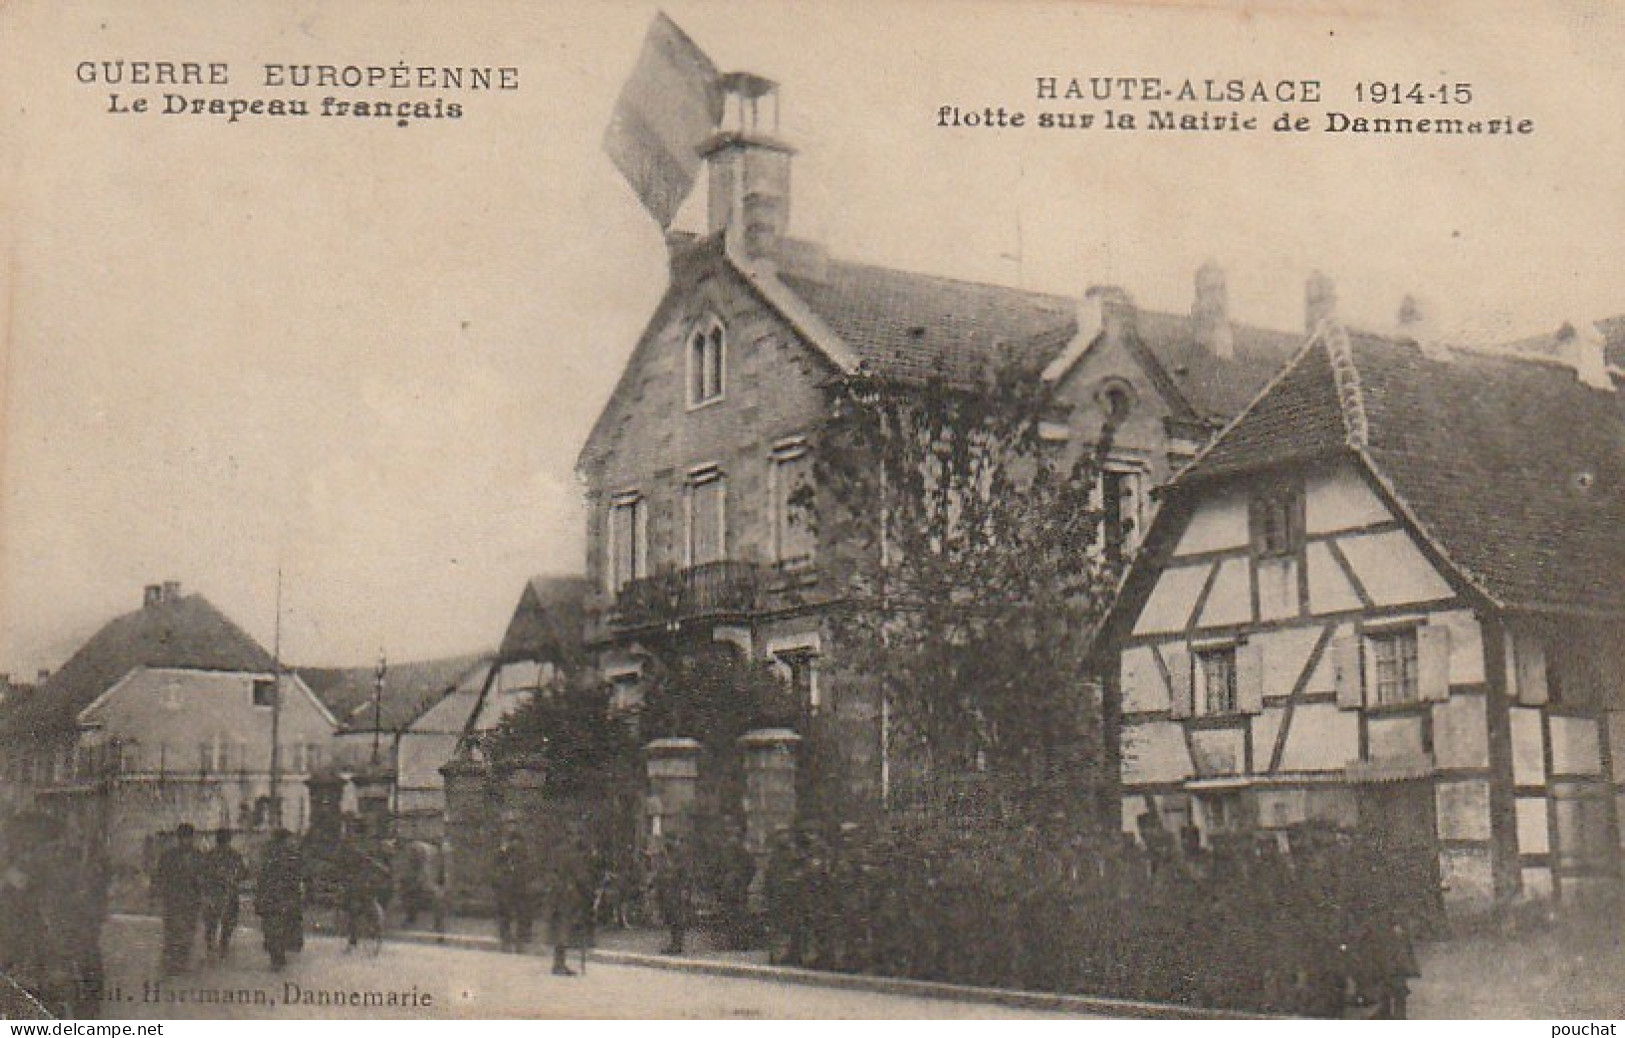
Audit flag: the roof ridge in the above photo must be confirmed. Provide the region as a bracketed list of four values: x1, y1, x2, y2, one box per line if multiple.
[814, 254, 1074, 308]
[1324, 322, 1369, 447]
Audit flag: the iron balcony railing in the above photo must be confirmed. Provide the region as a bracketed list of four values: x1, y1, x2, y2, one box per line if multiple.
[613, 560, 762, 626]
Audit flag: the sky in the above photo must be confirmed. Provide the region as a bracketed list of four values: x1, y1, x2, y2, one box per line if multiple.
[2, 0, 1622, 675]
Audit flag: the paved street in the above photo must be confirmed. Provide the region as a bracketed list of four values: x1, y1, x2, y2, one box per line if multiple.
[100, 917, 1075, 1019]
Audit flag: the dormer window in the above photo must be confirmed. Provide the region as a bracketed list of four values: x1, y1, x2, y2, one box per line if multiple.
[688, 315, 726, 407]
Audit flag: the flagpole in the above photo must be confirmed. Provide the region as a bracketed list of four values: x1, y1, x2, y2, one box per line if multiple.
[269, 567, 284, 830]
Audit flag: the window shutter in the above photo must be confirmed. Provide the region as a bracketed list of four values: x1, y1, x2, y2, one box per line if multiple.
[1236, 641, 1265, 714]
[1333, 635, 1363, 709]
[1418, 624, 1452, 702]
[1165, 646, 1193, 719]
[1514, 633, 1548, 705]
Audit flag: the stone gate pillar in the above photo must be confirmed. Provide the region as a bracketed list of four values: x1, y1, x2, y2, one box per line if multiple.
[440, 758, 496, 912]
[738, 728, 800, 861]
[644, 737, 703, 847]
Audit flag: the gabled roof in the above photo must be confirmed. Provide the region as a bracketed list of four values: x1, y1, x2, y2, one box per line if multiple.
[298, 652, 491, 734]
[1169, 326, 1625, 616]
[2, 593, 275, 736]
[781, 256, 1304, 407]
[576, 232, 1305, 472]
[498, 575, 591, 663]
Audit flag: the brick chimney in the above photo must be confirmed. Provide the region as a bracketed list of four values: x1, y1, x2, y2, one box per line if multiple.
[1556, 320, 1613, 390]
[1397, 294, 1450, 360]
[144, 584, 163, 608]
[702, 72, 794, 266]
[1079, 285, 1136, 347]
[1305, 271, 1337, 332]
[1192, 261, 1234, 359]
[162, 580, 181, 603]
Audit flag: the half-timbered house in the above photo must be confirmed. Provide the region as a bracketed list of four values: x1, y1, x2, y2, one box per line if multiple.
[1102, 319, 1625, 911]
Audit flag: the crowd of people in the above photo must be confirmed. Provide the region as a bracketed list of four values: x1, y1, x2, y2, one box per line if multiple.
[3, 804, 1431, 1020]
[488, 826, 594, 975]
[756, 818, 1428, 1018]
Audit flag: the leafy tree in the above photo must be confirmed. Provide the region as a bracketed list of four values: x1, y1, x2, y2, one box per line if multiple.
[811, 358, 1122, 824]
[487, 677, 637, 795]
[639, 641, 798, 747]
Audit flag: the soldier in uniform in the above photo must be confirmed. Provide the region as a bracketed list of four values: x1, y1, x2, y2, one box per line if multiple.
[491, 832, 534, 952]
[762, 827, 802, 966]
[540, 831, 591, 977]
[715, 823, 757, 951]
[199, 829, 245, 959]
[254, 828, 305, 970]
[331, 834, 391, 951]
[150, 823, 203, 975]
[652, 833, 696, 955]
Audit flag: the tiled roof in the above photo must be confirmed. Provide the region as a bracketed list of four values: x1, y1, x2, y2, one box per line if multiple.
[779, 261, 1075, 386]
[780, 256, 1303, 415]
[1188, 331, 1364, 478]
[1173, 328, 1625, 615]
[1, 594, 275, 736]
[298, 652, 490, 733]
[1131, 311, 1311, 422]
[579, 235, 1305, 472]
[498, 575, 591, 663]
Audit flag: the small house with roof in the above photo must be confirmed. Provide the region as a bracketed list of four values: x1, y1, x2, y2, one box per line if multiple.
[1099, 319, 1625, 913]
[0, 582, 337, 869]
[578, 73, 1312, 810]
[453, 575, 591, 753]
[299, 651, 492, 839]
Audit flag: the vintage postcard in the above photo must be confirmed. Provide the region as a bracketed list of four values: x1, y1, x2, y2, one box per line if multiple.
[1, 0, 1622, 1023]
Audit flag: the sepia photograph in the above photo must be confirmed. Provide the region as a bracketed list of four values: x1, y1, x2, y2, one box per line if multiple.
[1, 0, 1622, 1023]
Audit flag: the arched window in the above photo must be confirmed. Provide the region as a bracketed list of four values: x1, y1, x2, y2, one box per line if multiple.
[1094, 377, 1136, 423]
[688, 315, 726, 406]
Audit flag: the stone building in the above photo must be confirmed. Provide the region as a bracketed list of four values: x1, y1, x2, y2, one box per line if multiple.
[577, 73, 1309, 812]
[0, 582, 336, 872]
[1099, 320, 1625, 912]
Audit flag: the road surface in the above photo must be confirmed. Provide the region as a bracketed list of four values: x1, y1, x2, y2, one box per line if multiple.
[99, 917, 1077, 1019]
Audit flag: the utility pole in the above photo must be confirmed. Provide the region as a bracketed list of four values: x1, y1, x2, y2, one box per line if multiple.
[268, 567, 284, 830]
[371, 650, 387, 766]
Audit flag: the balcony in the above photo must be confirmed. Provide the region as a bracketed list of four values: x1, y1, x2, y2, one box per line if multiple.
[611, 560, 762, 629]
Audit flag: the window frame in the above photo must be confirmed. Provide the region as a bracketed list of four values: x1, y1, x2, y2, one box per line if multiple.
[252, 677, 276, 708]
[1367, 626, 1421, 706]
[683, 465, 727, 567]
[769, 634, 823, 710]
[1100, 461, 1148, 559]
[770, 438, 816, 569]
[686, 314, 727, 409]
[1195, 643, 1239, 716]
[1250, 480, 1305, 560]
[606, 490, 647, 591]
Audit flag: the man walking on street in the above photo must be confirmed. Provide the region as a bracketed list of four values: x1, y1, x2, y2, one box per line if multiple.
[199, 829, 245, 960]
[541, 831, 591, 977]
[255, 829, 305, 970]
[150, 823, 203, 976]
